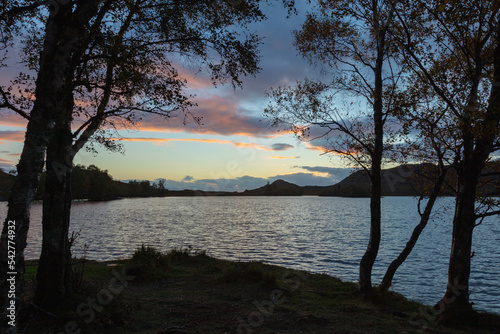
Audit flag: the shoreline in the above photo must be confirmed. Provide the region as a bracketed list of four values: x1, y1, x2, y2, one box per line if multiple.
[19, 250, 500, 333]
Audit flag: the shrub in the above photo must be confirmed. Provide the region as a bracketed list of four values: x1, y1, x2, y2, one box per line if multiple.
[127, 245, 170, 280]
[219, 262, 277, 288]
[167, 245, 208, 262]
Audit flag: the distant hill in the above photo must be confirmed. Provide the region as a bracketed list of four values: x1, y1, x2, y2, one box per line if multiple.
[2, 162, 499, 201]
[0, 166, 236, 201]
[239, 179, 339, 196]
[0, 163, 444, 201]
[321, 164, 439, 197]
[240, 179, 304, 196]
[237, 164, 439, 197]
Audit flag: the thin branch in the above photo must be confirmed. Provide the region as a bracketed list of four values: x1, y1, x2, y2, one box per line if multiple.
[0, 87, 30, 120]
[0, 1, 46, 22]
[395, 10, 463, 119]
[475, 209, 500, 219]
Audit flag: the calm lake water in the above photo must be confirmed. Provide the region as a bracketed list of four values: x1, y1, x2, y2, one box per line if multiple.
[1, 196, 499, 314]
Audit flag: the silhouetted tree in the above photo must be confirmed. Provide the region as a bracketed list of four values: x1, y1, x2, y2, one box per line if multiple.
[0, 2, 105, 328]
[379, 92, 454, 291]
[0, 0, 296, 323]
[391, 0, 500, 321]
[266, 0, 400, 297]
[155, 178, 167, 190]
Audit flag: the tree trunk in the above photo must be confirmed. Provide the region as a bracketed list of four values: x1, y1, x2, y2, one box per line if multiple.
[379, 166, 446, 292]
[0, 112, 55, 331]
[1, 2, 102, 327]
[438, 26, 500, 324]
[34, 67, 107, 309]
[32, 0, 105, 310]
[359, 160, 382, 297]
[34, 119, 74, 309]
[0, 6, 76, 329]
[359, 29, 385, 297]
[438, 33, 500, 325]
[437, 163, 478, 323]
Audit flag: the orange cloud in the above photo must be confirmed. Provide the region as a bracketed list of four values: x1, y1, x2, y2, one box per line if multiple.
[134, 94, 277, 137]
[0, 88, 288, 139]
[304, 141, 327, 152]
[0, 114, 29, 128]
[0, 130, 25, 143]
[303, 141, 358, 156]
[116, 137, 277, 151]
[0, 157, 15, 168]
[269, 156, 300, 159]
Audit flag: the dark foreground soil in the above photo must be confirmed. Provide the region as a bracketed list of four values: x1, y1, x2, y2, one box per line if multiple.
[18, 250, 500, 334]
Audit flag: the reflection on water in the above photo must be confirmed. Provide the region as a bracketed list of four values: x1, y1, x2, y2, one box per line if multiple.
[1, 196, 499, 314]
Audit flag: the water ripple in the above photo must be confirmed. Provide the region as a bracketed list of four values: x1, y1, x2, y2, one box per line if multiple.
[1, 196, 498, 314]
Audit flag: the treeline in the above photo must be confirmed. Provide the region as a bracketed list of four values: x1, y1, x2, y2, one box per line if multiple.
[36, 165, 163, 201]
[0, 165, 228, 201]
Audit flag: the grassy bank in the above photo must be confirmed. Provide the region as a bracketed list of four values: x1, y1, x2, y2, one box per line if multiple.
[19, 247, 500, 333]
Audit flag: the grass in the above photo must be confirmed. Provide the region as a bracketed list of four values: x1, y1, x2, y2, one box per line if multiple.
[18, 247, 500, 334]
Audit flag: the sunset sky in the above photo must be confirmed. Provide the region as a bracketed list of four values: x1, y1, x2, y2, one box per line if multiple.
[0, 2, 354, 192]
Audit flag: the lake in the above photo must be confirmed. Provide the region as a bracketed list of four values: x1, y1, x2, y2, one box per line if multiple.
[1, 196, 499, 314]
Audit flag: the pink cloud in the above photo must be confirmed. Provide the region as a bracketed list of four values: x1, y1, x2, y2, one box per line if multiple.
[0, 130, 25, 143]
[176, 66, 215, 91]
[0, 114, 28, 128]
[0, 89, 280, 138]
[0, 87, 284, 139]
[0, 157, 13, 163]
[116, 137, 280, 151]
[0, 157, 15, 168]
[303, 141, 347, 154]
[269, 156, 300, 159]
[135, 94, 277, 137]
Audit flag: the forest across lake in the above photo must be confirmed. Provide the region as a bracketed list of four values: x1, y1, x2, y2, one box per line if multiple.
[3, 162, 500, 201]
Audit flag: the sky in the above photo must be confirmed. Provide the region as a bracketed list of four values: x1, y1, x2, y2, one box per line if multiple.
[0, 2, 354, 192]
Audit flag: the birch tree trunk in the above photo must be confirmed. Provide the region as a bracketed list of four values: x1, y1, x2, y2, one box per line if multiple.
[358, 22, 386, 297]
[34, 117, 74, 309]
[437, 146, 481, 323]
[379, 166, 447, 292]
[0, 8, 76, 330]
[439, 26, 500, 323]
[0, 1, 102, 328]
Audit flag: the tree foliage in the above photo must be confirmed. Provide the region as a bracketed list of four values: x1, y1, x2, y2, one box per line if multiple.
[0, 0, 296, 321]
[390, 0, 500, 319]
[2, 0, 290, 152]
[266, 0, 401, 296]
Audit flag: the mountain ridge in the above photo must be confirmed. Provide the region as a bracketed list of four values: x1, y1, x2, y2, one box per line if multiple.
[0, 164, 440, 200]
[2, 162, 498, 200]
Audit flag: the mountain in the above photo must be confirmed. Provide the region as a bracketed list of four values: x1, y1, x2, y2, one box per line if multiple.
[240, 179, 304, 196]
[2, 162, 498, 201]
[237, 164, 435, 197]
[321, 164, 437, 197]
[239, 163, 453, 197]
